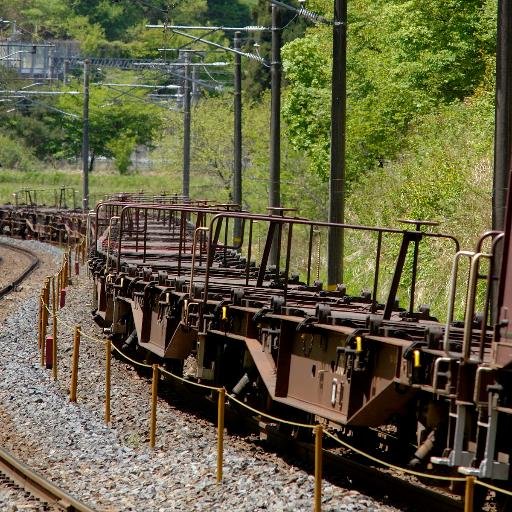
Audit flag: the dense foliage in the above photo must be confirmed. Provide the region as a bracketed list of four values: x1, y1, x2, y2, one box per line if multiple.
[282, 0, 497, 182]
[0, 0, 499, 230]
[0, 0, 253, 50]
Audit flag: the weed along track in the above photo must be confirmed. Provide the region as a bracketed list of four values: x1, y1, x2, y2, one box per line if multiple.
[1, 194, 512, 511]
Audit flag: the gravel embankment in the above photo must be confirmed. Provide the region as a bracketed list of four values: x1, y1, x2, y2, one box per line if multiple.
[0, 238, 403, 512]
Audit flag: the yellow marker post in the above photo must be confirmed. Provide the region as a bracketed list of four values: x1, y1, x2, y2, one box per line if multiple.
[68, 248, 72, 283]
[40, 279, 50, 367]
[355, 336, 362, 353]
[105, 338, 111, 425]
[222, 306, 228, 321]
[64, 258, 69, 288]
[69, 325, 81, 402]
[37, 294, 43, 351]
[149, 364, 159, 448]
[52, 276, 58, 381]
[464, 476, 475, 512]
[314, 425, 323, 512]
[217, 387, 226, 483]
[56, 271, 61, 309]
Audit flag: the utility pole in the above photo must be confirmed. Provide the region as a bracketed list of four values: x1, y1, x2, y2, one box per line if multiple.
[491, 0, 512, 323]
[327, 0, 347, 289]
[269, 4, 281, 265]
[82, 59, 90, 211]
[233, 31, 243, 244]
[182, 52, 191, 198]
[494, 0, 512, 231]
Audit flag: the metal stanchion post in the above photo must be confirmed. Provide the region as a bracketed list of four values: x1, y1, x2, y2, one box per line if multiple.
[314, 425, 323, 512]
[217, 388, 225, 483]
[464, 476, 475, 512]
[52, 276, 57, 380]
[105, 338, 111, 424]
[57, 271, 61, 309]
[38, 294, 43, 350]
[69, 325, 81, 402]
[149, 364, 159, 448]
[41, 279, 50, 367]
[68, 247, 72, 284]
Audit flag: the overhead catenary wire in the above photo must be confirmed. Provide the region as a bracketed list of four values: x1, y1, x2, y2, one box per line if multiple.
[170, 28, 268, 66]
[146, 24, 270, 32]
[269, 0, 337, 26]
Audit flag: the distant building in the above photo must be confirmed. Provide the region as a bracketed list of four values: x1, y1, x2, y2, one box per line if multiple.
[0, 40, 80, 79]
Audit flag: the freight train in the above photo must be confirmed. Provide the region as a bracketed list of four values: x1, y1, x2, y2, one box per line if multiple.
[2, 190, 512, 505]
[81, 194, 511, 490]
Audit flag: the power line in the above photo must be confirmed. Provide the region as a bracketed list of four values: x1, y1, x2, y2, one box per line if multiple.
[268, 0, 337, 26]
[146, 24, 270, 32]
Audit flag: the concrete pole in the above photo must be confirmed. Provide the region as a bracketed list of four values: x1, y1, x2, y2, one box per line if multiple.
[82, 59, 90, 211]
[327, 0, 347, 289]
[233, 31, 243, 244]
[269, 5, 281, 266]
[183, 53, 191, 199]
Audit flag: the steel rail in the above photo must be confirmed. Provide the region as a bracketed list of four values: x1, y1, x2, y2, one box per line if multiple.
[0, 446, 96, 511]
[0, 241, 40, 298]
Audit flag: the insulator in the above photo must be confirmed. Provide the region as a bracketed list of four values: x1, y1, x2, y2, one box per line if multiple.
[298, 6, 329, 25]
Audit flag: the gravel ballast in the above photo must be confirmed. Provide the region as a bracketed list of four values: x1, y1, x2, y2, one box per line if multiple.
[0, 238, 403, 512]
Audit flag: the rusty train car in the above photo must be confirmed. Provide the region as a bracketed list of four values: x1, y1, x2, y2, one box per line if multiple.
[83, 194, 512, 491]
[2, 189, 512, 499]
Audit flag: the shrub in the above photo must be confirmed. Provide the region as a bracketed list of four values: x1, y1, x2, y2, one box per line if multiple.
[0, 134, 41, 172]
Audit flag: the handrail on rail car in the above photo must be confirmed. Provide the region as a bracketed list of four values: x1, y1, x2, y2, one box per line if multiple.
[443, 231, 504, 359]
[203, 212, 460, 317]
[105, 216, 120, 274]
[477, 232, 504, 359]
[113, 204, 248, 272]
[189, 227, 210, 298]
[463, 252, 492, 363]
[443, 251, 476, 354]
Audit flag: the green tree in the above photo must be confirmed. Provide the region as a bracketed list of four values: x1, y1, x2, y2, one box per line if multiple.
[49, 84, 163, 173]
[155, 93, 324, 217]
[281, 0, 495, 182]
[67, 0, 165, 40]
[207, 0, 251, 30]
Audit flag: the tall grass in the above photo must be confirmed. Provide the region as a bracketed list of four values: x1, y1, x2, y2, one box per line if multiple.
[346, 94, 494, 319]
[0, 167, 229, 205]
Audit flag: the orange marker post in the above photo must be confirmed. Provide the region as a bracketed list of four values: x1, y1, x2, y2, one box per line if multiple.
[105, 338, 111, 424]
[69, 325, 81, 402]
[314, 425, 323, 512]
[217, 388, 226, 483]
[149, 364, 159, 448]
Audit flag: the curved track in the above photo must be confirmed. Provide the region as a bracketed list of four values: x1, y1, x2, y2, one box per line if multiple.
[0, 241, 40, 298]
[0, 241, 94, 512]
[0, 446, 95, 512]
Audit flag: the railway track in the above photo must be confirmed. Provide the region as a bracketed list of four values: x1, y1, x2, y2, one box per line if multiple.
[0, 241, 95, 512]
[0, 446, 96, 512]
[0, 241, 40, 298]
